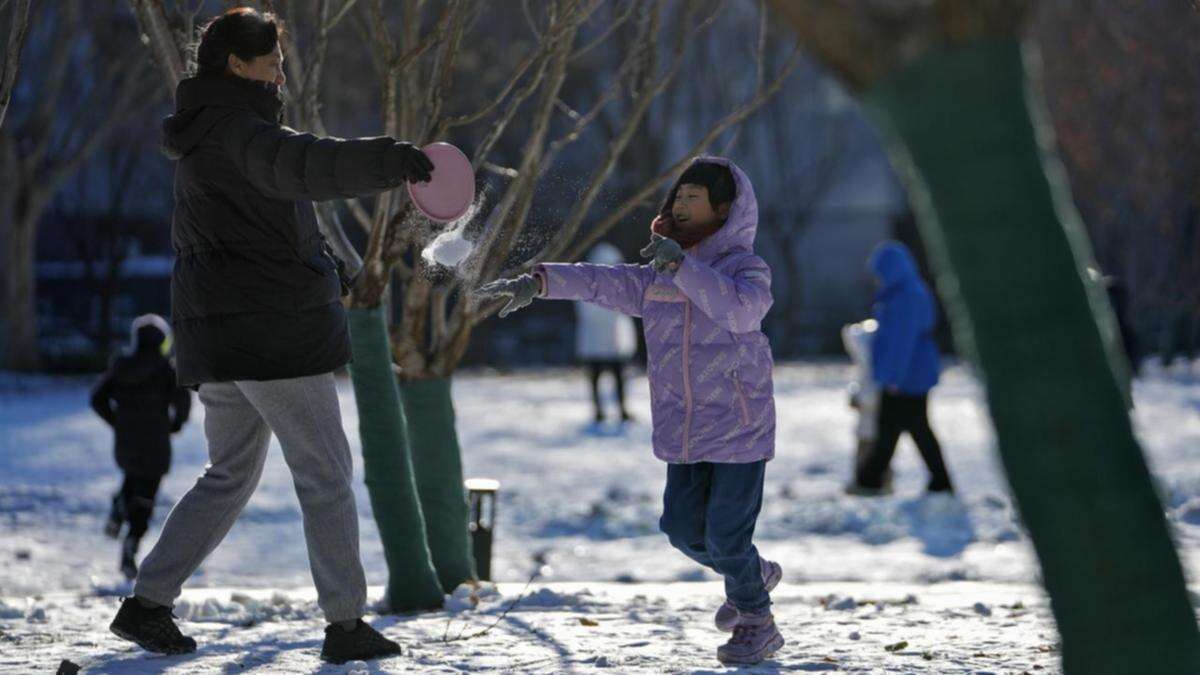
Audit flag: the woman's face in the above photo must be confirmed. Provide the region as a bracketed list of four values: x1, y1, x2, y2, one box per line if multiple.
[229, 44, 285, 87]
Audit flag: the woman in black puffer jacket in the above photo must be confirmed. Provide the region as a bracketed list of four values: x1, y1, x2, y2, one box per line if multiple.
[163, 34, 429, 385]
[110, 8, 424, 665]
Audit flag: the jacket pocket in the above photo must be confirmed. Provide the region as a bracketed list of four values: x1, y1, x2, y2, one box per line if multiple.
[302, 253, 336, 276]
[732, 370, 751, 426]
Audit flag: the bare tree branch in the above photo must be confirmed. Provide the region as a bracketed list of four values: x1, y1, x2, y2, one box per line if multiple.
[532, 0, 726, 266]
[472, 10, 580, 286]
[755, 0, 767, 93]
[422, 0, 472, 141]
[327, 0, 359, 31]
[535, 4, 650, 178]
[571, 0, 637, 61]
[559, 45, 802, 265]
[27, 2, 80, 169]
[470, 49, 554, 171]
[522, 0, 543, 41]
[461, 0, 604, 170]
[339, 196, 372, 233]
[54, 66, 158, 199]
[128, 0, 191, 94]
[431, 30, 554, 137]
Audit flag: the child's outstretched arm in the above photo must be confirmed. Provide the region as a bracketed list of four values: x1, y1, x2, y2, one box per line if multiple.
[536, 262, 654, 317]
[478, 262, 654, 318]
[659, 245, 773, 334]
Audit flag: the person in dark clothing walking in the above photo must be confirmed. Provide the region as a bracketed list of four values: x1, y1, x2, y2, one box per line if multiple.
[92, 315, 191, 581]
[848, 241, 954, 495]
[108, 8, 432, 664]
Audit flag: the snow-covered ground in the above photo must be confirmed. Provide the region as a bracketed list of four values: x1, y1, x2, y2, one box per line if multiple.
[2, 361, 1200, 672]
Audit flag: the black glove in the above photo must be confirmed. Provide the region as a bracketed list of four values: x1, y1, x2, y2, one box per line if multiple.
[477, 274, 542, 318]
[640, 234, 684, 274]
[394, 142, 435, 183]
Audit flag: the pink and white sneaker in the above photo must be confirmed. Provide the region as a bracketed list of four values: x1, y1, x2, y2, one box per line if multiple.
[714, 557, 782, 632]
[716, 611, 785, 665]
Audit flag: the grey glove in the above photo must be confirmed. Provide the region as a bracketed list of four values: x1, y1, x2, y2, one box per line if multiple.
[640, 234, 684, 273]
[477, 274, 542, 317]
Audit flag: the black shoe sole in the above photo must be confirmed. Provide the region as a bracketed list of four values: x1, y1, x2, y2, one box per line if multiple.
[110, 624, 196, 655]
[320, 647, 402, 665]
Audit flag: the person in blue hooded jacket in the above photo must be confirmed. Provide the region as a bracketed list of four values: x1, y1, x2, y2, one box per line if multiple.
[849, 241, 954, 495]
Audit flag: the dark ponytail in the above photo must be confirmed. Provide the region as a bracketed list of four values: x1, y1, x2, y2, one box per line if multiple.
[195, 8, 282, 77]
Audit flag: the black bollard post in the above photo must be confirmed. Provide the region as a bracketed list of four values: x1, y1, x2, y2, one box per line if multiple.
[465, 478, 499, 581]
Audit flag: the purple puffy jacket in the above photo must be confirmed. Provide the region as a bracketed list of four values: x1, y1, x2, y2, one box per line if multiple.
[536, 157, 775, 464]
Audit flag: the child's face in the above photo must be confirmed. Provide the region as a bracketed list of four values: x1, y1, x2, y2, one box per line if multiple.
[671, 184, 730, 232]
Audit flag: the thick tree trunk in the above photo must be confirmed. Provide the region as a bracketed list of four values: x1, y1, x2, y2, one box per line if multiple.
[126, 0, 188, 95]
[861, 39, 1200, 673]
[346, 306, 444, 611]
[0, 138, 14, 362]
[1, 204, 40, 371]
[0, 0, 34, 131]
[398, 377, 475, 592]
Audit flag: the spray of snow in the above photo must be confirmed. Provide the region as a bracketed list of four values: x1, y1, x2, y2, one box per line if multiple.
[422, 227, 474, 268]
[420, 192, 485, 271]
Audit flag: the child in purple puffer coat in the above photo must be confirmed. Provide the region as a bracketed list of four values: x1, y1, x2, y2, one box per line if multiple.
[480, 157, 783, 666]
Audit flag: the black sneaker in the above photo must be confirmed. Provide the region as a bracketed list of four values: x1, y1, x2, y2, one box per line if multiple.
[109, 597, 197, 655]
[321, 620, 402, 664]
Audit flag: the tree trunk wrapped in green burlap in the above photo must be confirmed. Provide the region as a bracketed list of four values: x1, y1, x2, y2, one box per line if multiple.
[399, 377, 475, 592]
[862, 39, 1200, 673]
[346, 306, 443, 611]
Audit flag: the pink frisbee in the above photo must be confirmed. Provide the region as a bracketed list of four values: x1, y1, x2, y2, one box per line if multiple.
[408, 142, 475, 223]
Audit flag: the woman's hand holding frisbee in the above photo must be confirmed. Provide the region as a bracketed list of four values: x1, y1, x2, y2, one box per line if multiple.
[393, 142, 435, 183]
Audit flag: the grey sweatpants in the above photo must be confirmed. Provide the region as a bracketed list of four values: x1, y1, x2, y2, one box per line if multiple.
[133, 373, 366, 623]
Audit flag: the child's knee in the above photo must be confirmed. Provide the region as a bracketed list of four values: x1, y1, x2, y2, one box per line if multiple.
[658, 512, 678, 540]
[659, 511, 700, 550]
[703, 525, 754, 560]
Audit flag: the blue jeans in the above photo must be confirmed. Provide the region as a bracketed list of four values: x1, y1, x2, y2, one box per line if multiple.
[659, 460, 769, 613]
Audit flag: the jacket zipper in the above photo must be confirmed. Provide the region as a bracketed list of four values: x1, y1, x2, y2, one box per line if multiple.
[682, 302, 694, 462]
[733, 371, 751, 426]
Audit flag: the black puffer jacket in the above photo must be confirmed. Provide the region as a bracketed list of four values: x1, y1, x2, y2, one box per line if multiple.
[163, 73, 412, 385]
[91, 320, 192, 478]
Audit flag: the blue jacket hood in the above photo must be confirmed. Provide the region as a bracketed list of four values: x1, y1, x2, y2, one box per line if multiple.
[867, 240, 940, 394]
[870, 241, 920, 289]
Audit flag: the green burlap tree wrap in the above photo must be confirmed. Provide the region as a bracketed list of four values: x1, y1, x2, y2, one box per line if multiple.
[346, 306, 444, 611]
[399, 377, 476, 592]
[862, 39, 1200, 673]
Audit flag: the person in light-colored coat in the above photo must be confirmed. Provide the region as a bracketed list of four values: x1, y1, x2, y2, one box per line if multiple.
[576, 243, 639, 423]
